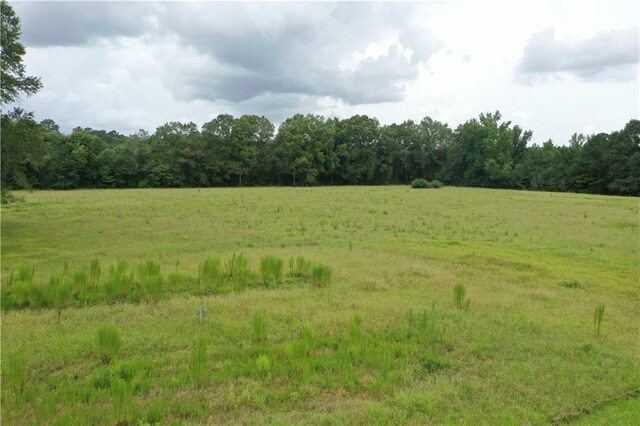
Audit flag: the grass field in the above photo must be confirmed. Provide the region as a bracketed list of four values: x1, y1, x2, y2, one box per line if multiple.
[1, 186, 639, 425]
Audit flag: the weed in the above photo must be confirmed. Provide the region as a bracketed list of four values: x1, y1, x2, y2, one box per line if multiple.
[422, 353, 450, 373]
[96, 325, 122, 364]
[189, 338, 207, 388]
[594, 303, 605, 336]
[252, 310, 269, 345]
[255, 355, 271, 378]
[561, 280, 583, 289]
[260, 255, 284, 288]
[453, 283, 470, 311]
[89, 366, 112, 389]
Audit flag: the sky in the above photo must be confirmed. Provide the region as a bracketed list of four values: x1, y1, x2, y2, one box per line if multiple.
[9, 0, 640, 145]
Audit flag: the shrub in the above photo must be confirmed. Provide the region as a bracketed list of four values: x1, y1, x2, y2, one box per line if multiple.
[96, 325, 122, 364]
[594, 303, 605, 336]
[260, 256, 284, 288]
[411, 178, 443, 189]
[311, 263, 332, 287]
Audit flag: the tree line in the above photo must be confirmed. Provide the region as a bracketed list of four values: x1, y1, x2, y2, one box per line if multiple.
[2, 109, 639, 196]
[1, 0, 638, 197]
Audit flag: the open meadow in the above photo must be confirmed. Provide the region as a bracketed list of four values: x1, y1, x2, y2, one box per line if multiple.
[1, 186, 639, 425]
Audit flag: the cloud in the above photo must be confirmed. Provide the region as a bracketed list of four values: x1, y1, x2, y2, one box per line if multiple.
[517, 27, 639, 83]
[13, 2, 157, 47]
[156, 2, 441, 106]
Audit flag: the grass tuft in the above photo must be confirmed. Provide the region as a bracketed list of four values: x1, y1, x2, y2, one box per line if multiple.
[289, 256, 311, 278]
[453, 283, 470, 311]
[252, 310, 269, 345]
[594, 303, 605, 336]
[260, 255, 284, 288]
[189, 338, 207, 388]
[96, 325, 122, 364]
[311, 263, 332, 287]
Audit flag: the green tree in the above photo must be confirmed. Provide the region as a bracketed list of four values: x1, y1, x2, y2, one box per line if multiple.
[0, 0, 42, 105]
[0, 109, 45, 190]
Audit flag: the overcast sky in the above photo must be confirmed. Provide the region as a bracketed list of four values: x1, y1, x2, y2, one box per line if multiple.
[10, 0, 640, 145]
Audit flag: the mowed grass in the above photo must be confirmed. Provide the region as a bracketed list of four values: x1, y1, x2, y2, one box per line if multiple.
[1, 186, 639, 424]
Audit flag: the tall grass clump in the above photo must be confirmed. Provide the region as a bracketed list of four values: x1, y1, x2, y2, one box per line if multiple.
[311, 263, 332, 288]
[137, 260, 164, 303]
[289, 256, 311, 278]
[104, 261, 133, 303]
[96, 325, 122, 364]
[260, 256, 284, 288]
[453, 283, 470, 311]
[72, 268, 89, 296]
[199, 256, 222, 293]
[594, 303, 605, 336]
[4, 352, 27, 404]
[89, 258, 101, 287]
[189, 338, 207, 388]
[225, 252, 251, 290]
[49, 274, 72, 322]
[252, 310, 269, 345]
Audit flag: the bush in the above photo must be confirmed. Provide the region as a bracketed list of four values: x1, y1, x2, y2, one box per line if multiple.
[96, 325, 122, 364]
[411, 178, 443, 189]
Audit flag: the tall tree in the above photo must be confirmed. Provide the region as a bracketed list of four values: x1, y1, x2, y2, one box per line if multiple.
[0, 0, 41, 105]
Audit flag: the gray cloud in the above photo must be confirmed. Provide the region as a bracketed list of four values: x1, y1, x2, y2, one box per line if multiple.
[517, 27, 639, 82]
[14, 2, 441, 109]
[158, 2, 441, 106]
[13, 1, 156, 47]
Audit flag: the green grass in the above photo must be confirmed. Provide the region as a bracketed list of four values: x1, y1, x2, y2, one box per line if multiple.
[1, 186, 639, 424]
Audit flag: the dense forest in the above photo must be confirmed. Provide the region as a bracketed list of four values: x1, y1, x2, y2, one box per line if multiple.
[1, 108, 639, 196]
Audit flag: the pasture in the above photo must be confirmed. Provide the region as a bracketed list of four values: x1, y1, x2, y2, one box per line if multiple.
[1, 186, 638, 424]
